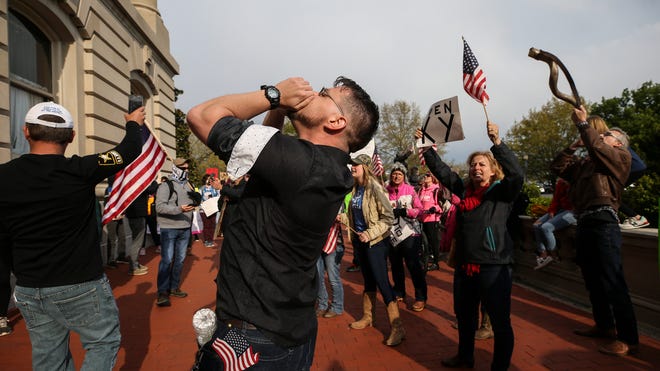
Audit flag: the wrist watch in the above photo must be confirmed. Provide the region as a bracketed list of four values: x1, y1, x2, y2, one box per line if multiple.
[260, 85, 280, 110]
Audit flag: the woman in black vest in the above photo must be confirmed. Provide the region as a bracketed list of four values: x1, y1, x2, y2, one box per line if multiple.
[418, 122, 523, 370]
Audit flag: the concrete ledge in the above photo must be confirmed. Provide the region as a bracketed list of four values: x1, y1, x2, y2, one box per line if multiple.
[512, 216, 660, 337]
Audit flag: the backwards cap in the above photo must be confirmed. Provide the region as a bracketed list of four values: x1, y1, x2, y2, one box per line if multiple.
[25, 102, 74, 129]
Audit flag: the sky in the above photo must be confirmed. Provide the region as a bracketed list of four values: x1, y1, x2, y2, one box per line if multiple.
[158, 0, 660, 163]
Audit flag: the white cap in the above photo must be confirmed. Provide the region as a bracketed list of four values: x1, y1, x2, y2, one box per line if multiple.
[25, 102, 74, 129]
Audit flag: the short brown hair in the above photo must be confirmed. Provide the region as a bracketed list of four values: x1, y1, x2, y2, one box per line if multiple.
[26, 123, 74, 144]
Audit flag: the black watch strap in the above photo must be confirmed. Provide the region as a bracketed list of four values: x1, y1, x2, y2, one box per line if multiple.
[260, 85, 280, 110]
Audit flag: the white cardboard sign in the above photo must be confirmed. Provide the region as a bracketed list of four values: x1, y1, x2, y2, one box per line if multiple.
[416, 96, 465, 148]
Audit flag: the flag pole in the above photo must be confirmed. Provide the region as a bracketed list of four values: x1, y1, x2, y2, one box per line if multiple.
[482, 103, 490, 122]
[144, 120, 174, 162]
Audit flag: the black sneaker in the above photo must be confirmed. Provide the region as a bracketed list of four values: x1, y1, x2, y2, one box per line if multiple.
[156, 294, 171, 307]
[170, 288, 188, 298]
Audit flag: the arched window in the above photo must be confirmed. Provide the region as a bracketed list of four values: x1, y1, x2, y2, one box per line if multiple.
[8, 10, 53, 156]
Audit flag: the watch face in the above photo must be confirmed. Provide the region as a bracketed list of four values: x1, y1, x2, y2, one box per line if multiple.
[266, 88, 279, 99]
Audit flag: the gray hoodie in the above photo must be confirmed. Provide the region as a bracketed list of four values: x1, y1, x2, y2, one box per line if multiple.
[155, 179, 194, 229]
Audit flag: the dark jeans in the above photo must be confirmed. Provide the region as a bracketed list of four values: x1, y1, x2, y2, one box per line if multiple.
[422, 222, 441, 264]
[389, 235, 427, 301]
[355, 239, 395, 304]
[454, 264, 514, 371]
[576, 220, 639, 345]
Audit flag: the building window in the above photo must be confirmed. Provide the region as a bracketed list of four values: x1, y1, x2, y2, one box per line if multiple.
[8, 10, 53, 156]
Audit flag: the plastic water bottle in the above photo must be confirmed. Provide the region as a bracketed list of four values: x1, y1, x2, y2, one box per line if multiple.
[192, 308, 217, 346]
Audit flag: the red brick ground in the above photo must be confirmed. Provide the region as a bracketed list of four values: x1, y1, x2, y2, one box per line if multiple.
[1, 237, 658, 370]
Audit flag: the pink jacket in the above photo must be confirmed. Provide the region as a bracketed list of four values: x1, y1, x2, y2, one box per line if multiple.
[417, 183, 441, 223]
[386, 182, 423, 219]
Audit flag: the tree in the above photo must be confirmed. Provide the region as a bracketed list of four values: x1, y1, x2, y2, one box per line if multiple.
[504, 98, 577, 183]
[375, 100, 445, 172]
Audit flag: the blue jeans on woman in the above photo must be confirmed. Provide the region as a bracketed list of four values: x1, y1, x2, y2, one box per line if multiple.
[157, 228, 190, 294]
[355, 239, 395, 304]
[532, 209, 576, 254]
[316, 240, 344, 314]
[14, 275, 121, 371]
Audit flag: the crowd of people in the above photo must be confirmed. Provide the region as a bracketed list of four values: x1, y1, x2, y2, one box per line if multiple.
[0, 76, 647, 370]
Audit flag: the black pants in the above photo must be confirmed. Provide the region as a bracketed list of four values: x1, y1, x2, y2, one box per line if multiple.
[576, 220, 638, 345]
[454, 264, 514, 371]
[422, 222, 440, 265]
[389, 235, 427, 301]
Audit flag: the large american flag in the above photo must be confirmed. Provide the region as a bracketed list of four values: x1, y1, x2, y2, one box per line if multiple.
[212, 328, 259, 371]
[462, 38, 490, 105]
[102, 125, 166, 224]
[371, 148, 384, 177]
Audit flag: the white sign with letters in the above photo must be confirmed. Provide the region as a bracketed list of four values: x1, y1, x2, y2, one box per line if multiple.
[416, 96, 465, 148]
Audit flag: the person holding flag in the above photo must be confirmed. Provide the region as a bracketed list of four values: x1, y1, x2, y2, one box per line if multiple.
[417, 119, 522, 370]
[0, 101, 145, 370]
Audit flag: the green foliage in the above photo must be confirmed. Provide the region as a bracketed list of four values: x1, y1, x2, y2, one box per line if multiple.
[504, 99, 578, 184]
[620, 173, 659, 226]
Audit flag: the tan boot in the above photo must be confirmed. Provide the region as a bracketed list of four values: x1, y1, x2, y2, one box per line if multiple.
[475, 312, 494, 340]
[385, 301, 406, 346]
[350, 292, 376, 329]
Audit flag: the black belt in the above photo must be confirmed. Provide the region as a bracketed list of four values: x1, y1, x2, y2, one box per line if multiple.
[223, 318, 257, 330]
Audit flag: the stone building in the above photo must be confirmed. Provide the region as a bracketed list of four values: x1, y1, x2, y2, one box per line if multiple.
[1, 0, 179, 193]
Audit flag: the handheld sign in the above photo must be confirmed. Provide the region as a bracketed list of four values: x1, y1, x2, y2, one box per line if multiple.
[416, 96, 465, 148]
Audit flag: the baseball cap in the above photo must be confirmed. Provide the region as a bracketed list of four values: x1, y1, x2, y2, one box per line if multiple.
[25, 102, 74, 129]
[350, 154, 372, 167]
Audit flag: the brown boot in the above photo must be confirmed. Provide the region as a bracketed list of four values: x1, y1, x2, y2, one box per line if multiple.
[475, 312, 494, 340]
[350, 292, 376, 329]
[385, 301, 406, 346]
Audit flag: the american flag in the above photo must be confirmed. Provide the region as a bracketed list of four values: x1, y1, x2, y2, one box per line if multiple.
[322, 222, 340, 255]
[102, 125, 166, 224]
[462, 38, 490, 105]
[371, 148, 384, 177]
[212, 328, 259, 371]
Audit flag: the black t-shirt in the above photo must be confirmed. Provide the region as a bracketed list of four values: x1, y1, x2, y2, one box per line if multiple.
[0, 122, 142, 287]
[207, 117, 352, 347]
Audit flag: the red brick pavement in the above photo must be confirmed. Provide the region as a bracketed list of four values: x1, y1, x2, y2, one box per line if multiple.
[1, 238, 659, 370]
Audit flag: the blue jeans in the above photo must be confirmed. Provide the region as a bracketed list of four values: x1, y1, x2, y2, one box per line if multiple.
[389, 235, 428, 301]
[355, 239, 395, 304]
[316, 242, 344, 313]
[533, 210, 576, 253]
[158, 228, 190, 294]
[454, 265, 514, 370]
[14, 275, 121, 371]
[576, 219, 638, 345]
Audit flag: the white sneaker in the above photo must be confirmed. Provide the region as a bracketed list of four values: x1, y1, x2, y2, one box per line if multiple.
[620, 216, 650, 230]
[534, 256, 553, 270]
